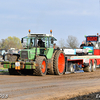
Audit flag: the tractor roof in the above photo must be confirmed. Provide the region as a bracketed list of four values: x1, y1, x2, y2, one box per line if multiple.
[23, 33, 57, 41]
[28, 33, 53, 37]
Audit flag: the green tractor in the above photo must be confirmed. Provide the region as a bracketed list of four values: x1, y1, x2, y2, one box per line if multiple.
[2, 30, 65, 76]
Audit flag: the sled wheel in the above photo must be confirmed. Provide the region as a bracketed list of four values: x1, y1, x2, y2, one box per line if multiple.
[68, 63, 74, 73]
[91, 60, 96, 72]
[83, 60, 92, 72]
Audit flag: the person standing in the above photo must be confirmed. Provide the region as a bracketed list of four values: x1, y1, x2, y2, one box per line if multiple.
[88, 42, 94, 46]
[80, 42, 86, 49]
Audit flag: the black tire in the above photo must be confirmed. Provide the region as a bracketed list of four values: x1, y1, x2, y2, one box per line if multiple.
[91, 60, 96, 72]
[68, 63, 74, 73]
[83, 61, 92, 72]
[53, 50, 65, 75]
[47, 50, 58, 75]
[8, 68, 21, 75]
[9, 55, 18, 62]
[34, 56, 47, 76]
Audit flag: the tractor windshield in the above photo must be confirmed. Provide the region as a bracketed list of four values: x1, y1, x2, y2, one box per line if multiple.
[21, 35, 57, 49]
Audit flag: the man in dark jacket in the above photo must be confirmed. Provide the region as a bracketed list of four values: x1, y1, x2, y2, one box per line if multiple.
[38, 39, 45, 47]
[80, 42, 86, 49]
[88, 42, 94, 46]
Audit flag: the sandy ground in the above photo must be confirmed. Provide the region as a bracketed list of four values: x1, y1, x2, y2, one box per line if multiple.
[0, 65, 100, 100]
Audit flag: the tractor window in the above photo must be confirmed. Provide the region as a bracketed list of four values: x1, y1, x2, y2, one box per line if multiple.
[46, 37, 53, 48]
[30, 38, 35, 47]
[22, 37, 35, 48]
[22, 38, 27, 48]
[48, 37, 54, 48]
[45, 37, 49, 48]
[22, 36, 57, 48]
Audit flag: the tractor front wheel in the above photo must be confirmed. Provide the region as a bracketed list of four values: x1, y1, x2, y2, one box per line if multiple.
[35, 56, 47, 76]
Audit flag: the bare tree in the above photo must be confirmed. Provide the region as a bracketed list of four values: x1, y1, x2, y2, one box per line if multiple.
[58, 38, 65, 49]
[66, 35, 79, 49]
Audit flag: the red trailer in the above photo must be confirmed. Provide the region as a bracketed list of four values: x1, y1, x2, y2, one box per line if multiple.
[63, 34, 100, 73]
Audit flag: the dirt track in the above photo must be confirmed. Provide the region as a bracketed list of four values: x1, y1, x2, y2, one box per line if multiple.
[0, 68, 100, 100]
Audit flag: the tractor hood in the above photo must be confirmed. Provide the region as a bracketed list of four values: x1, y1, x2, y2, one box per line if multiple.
[20, 48, 37, 60]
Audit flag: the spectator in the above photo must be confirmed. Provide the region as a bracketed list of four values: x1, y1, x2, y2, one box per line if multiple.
[80, 42, 86, 49]
[88, 42, 94, 46]
[3, 53, 5, 60]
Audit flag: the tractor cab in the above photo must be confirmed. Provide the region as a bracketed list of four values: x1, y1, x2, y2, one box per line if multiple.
[20, 30, 57, 61]
[21, 33, 57, 49]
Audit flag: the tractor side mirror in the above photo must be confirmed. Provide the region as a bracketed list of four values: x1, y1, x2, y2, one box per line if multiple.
[51, 38, 53, 44]
[21, 38, 23, 43]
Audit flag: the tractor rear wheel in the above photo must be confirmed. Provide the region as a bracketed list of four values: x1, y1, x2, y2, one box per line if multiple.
[35, 56, 47, 76]
[47, 50, 58, 75]
[53, 50, 65, 75]
[83, 61, 92, 72]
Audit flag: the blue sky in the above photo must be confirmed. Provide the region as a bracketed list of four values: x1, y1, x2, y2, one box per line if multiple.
[0, 0, 100, 47]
